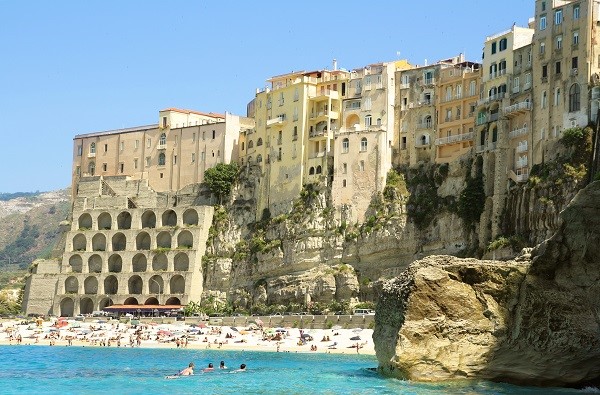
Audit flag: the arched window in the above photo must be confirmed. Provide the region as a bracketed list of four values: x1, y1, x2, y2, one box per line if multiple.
[159, 133, 166, 145]
[316, 165, 322, 174]
[360, 137, 368, 152]
[88, 162, 95, 176]
[569, 84, 581, 112]
[158, 153, 166, 166]
[257, 138, 263, 146]
[425, 115, 432, 128]
[499, 38, 508, 51]
[248, 140, 254, 149]
[342, 138, 349, 153]
[90, 142, 96, 154]
[365, 115, 372, 127]
[309, 167, 315, 175]
[256, 154, 262, 163]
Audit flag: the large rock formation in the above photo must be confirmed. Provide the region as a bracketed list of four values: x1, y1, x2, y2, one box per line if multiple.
[374, 181, 600, 387]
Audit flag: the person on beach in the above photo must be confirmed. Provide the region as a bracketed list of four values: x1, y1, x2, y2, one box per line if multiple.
[219, 361, 227, 369]
[179, 362, 195, 376]
[203, 363, 215, 372]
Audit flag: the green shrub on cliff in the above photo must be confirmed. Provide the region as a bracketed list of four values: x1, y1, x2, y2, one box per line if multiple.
[204, 163, 239, 204]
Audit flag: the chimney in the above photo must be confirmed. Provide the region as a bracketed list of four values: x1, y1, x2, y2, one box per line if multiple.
[333, 59, 338, 71]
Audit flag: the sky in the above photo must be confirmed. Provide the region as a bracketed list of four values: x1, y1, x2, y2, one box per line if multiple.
[0, 0, 534, 193]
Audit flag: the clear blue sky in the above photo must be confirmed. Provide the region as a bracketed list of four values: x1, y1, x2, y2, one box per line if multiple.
[0, 0, 534, 193]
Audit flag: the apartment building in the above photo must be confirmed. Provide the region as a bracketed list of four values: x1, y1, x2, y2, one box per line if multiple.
[72, 108, 251, 196]
[435, 61, 481, 163]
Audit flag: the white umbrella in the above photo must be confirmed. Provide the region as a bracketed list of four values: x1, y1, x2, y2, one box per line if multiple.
[352, 328, 363, 333]
[331, 325, 342, 331]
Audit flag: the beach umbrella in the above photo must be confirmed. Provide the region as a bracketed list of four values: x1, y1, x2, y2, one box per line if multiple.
[230, 327, 239, 332]
[352, 328, 363, 333]
[331, 325, 342, 331]
[350, 335, 361, 341]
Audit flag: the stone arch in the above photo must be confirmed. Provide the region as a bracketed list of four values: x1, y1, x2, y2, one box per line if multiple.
[98, 297, 113, 310]
[112, 232, 126, 251]
[104, 275, 118, 295]
[156, 231, 171, 248]
[123, 297, 139, 305]
[309, 167, 315, 175]
[84, 276, 98, 294]
[117, 211, 132, 230]
[346, 114, 360, 128]
[80, 297, 94, 314]
[136, 232, 151, 250]
[128, 275, 143, 294]
[170, 275, 185, 294]
[65, 276, 79, 294]
[162, 209, 177, 227]
[152, 253, 168, 271]
[177, 230, 193, 249]
[69, 255, 83, 273]
[72, 234, 86, 252]
[132, 253, 147, 272]
[97, 212, 112, 230]
[316, 165, 322, 174]
[92, 233, 106, 251]
[182, 209, 198, 226]
[141, 210, 156, 229]
[173, 253, 189, 271]
[165, 297, 181, 305]
[60, 298, 74, 317]
[108, 254, 122, 273]
[78, 213, 92, 230]
[148, 275, 164, 294]
[88, 254, 102, 273]
[145, 297, 159, 305]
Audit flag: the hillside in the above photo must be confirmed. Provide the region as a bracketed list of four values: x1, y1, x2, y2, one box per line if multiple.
[0, 189, 70, 290]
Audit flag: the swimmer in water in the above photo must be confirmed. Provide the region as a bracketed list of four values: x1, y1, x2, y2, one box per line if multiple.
[203, 363, 215, 372]
[179, 362, 195, 376]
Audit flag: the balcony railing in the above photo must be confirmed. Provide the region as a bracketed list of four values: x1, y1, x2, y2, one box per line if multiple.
[435, 131, 474, 146]
[490, 112, 499, 122]
[516, 157, 528, 168]
[509, 126, 529, 139]
[523, 82, 532, 91]
[309, 150, 327, 159]
[421, 78, 436, 86]
[478, 92, 506, 105]
[516, 169, 529, 182]
[266, 115, 286, 126]
[309, 128, 328, 138]
[504, 101, 532, 116]
[157, 142, 167, 150]
[88, 152, 96, 158]
[516, 143, 528, 153]
[417, 121, 433, 130]
[399, 83, 410, 89]
[476, 145, 485, 153]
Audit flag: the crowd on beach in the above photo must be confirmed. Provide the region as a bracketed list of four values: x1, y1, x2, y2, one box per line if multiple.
[0, 316, 374, 355]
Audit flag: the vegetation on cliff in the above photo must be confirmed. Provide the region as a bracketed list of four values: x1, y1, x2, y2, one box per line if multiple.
[204, 163, 239, 204]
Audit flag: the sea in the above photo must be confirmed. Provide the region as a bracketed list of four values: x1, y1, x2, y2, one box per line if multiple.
[0, 345, 590, 394]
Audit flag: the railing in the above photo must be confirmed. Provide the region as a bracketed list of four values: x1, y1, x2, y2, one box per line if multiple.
[266, 115, 286, 126]
[516, 169, 529, 182]
[415, 140, 431, 147]
[157, 142, 167, 150]
[399, 83, 410, 89]
[309, 151, 327, 159]
[292, 134, 298, 141]
[523, 82, 532, 91]
[309, 129, 328, 138]
[417, 121, 433, 130]
[476, 145, 485, 153]
[489, 112, 499, 122]
[418, 100, 433, 106]
[509, 126, 529, 139]
[422, 78, 436, 86]
[512, 86, 520, 94]
[376, 83, 384, 89]
[504, 101, 532, 115]
[435, 131, 474, 146]
[516, 143, 528, 153]
[478, 92, 506, 105]
[476, 116, 488, 126]
[516, 157, 528, 168]
[88, 152, 96, 158]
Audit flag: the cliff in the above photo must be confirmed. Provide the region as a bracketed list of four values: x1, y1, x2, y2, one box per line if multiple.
[373, 181, 600, 387]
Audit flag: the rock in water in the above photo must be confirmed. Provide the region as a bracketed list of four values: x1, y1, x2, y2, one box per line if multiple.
[374, 181, 600, 387]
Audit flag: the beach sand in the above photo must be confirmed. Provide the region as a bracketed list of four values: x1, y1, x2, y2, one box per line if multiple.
[0, 318, 375, 356]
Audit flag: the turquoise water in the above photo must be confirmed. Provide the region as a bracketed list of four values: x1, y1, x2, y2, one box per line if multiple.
[0, 345, 584, 394]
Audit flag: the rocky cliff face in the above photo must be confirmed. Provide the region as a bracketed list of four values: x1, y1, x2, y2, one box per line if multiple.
[374, 181, 600, 387]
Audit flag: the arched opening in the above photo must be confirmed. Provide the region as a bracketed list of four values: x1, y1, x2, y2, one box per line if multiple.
[112, 232, 126, 251]
[97, 212, 112, 230]
[309, 167, 315, 175]
[480, 130, 487, 146]
[98, 297, 113, 310]
[60, 298, 74, 317]
[84, 276, 98, 294]
[170, 275, 185, 294]
[316, 165, 322, 174]
[72, 234, 86, 251]
[65, 276, 79, 294]
[182, 209, 198, 226]
[165, 297, 181, 305]
[69, 255, 83, 273]
[145, 297, 159, 305]
[158, 152, 166, 166]
[156, 231, 171, 249]
[88, 162, 96, 176]
[92, 233, 106, 251]
[108, 254, 122, 272]
[78, 213, 92, 230]
[162, 210, 177, 227]
[173, 253, 189, 271]
[136, 232, 151, 250]
[346, 114, 360, 129]
[152, 253, 168, 271]
[256, 154, 263, 163]
[80, 297, 94, 315]
[148, 275, 164, 294]
[492, 127, 498, 143]
[123, 297, 139, 305]
[132, 253, 147, 272]
[177, 230, 193, 249]
[257, 137, 263, 146]
[128, 275, 143, 294]
[141, 210, 156, 229]
[88, 254, 102, 273]
[104, 275, 118, 295]
[117, 211, 132, 230]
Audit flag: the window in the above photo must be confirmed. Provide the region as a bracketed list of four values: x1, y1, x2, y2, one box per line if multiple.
[315, 165, 321, 174]
[120, 141, 124, 151]
[569, 84, 581, 112]
[202, 131, 206, 140]
[77, 145, 82, 156]
[541, 1, 546, 11]
[499, 38, 507, 51]
[364, 97, 372, 111]
[491, 42, 497, 54]
[90, 142, 96, 154]
[257, 154, 262, 163]
[102, 163, 107, 172]
[573, 31, 579, 45]
[192, 132, 196, 142]
[456, 85, 462, 99]
[134, 158, 138, 169]
[556, 35, 562, 49]
[540, 15, 546, 30]
[278, 131, 282, 145]
[360, 138, 368, 152]
[342, 138, 349, 153]
[212, 130, 216, 139]
[159, 133, 166, 145]
[162, 117, 167, 128]
[542, 91, 547, 108]
[135, 140, 139, 149]
[278, 92, 284, 106]
[445, 86, 452, 101]
[201, 152, 205, 161]
[104, 144, 108, 153]
[365, 115, 372, 127]
[555, 61, 561, 74]
[191, 153, 195, 163]
[241, 142, 245, 151]
[147, 138, 151, 148]
[343, 163, 347, 174]
[76, 166, 80, 176]
[528, 50, 532, 65]
[145, 157, 150, 167]
[513, 76, 520, 91]
[574, 5, 580, 19]
[359, 161, 365, 172]
[120, 163, 124, 173]
[554, 88, 561, 106]
[173, 155, 177, 165]
[555, 9, 562, 25]
[542, 65, 548, 78]
[248, 140, 254, 149]
[257, 138, 263, 146]
[469, 81, 476, 96]
[88, 162, 95, 176]
[342, 179, 347, 187]
[158, 153, 166, 166]
[540, 42, 545, 54]
[572, 56, 578, 69]
[294, 87, 299, 101]
[401, 136, 407, 149]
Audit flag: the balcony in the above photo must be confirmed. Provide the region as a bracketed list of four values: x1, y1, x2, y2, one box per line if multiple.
[309, 128, 329, 138]
[266, 114, 287, 127]
[509, 126, 529, 139]
[516, 156, 528, 168]
[309, 150, 327, 159]
[516, 168, 529, 182]
[418, 99, 433, 107]
[421, 78, 436, 86]
[309, 110, 339, 121]
[516, 143, 529, 153]
[512, 85, 520, 94]
[489, 112, 499, 122]
[435, 131, 474, 146]
[87, 152, 96, 158]
[415, 140, 431, 148]
[399, 83, 410, 89]
[478, 92, 506, 105]
[157, 142, 167, 150]
[476, 115, 489, 126]
[417, 121, 433, 130]
[504, 101, 532, 117]
[523, 82, 532, 91]
[476, 145, 485, 153]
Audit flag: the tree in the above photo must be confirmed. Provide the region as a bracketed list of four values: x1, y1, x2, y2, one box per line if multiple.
[204, 163, 239, 204]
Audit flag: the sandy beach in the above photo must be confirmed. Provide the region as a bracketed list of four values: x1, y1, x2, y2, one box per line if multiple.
[0, 317, 375, 355]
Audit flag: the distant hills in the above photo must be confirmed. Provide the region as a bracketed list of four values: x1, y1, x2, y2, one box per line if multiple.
[0, 189, 70, 290]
